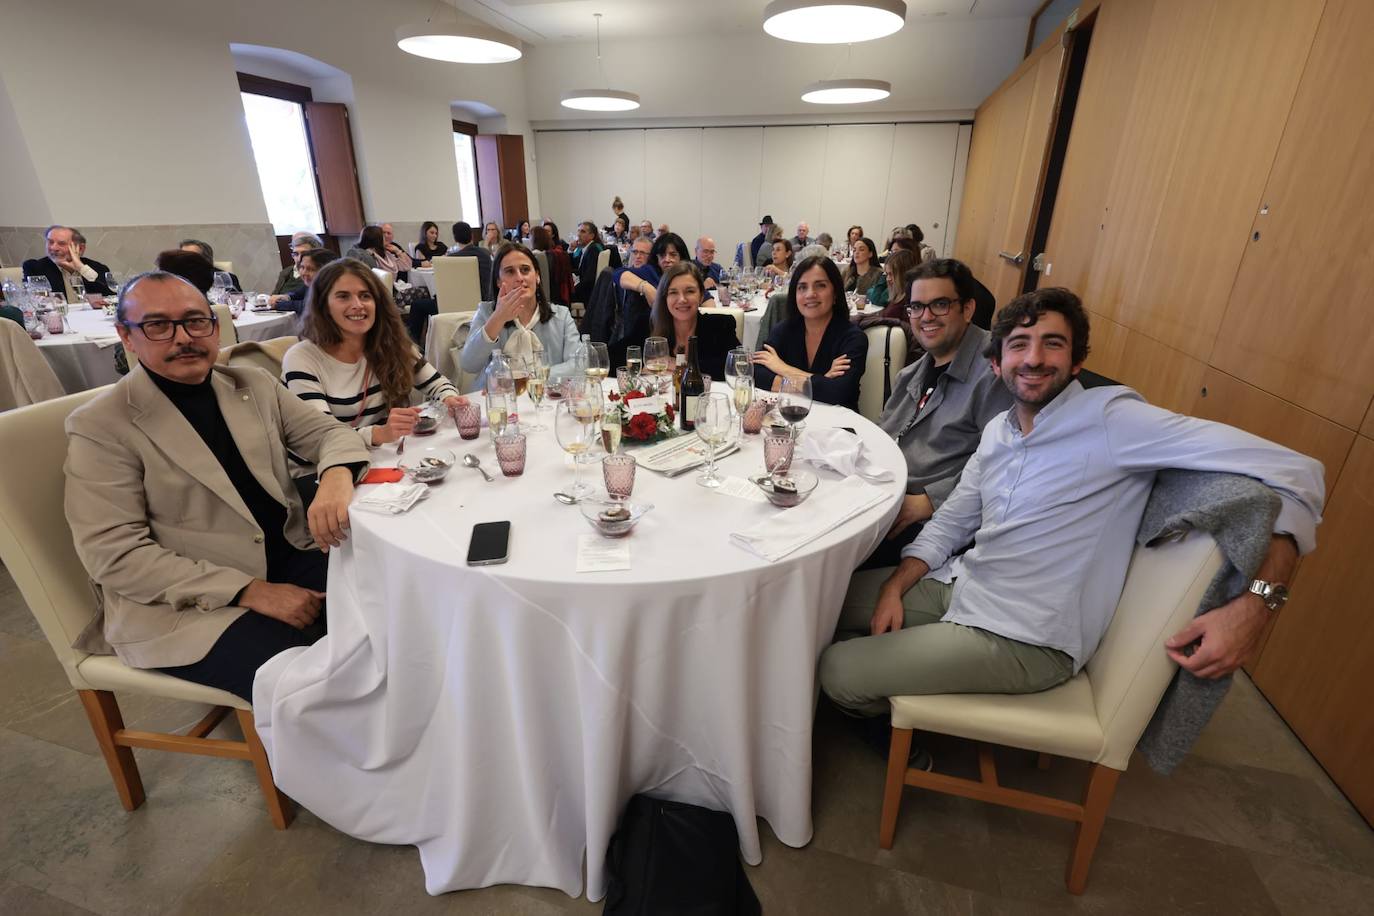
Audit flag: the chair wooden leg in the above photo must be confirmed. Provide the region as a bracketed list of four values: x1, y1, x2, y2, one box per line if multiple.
[879, 726, 913, 849]
[77, 689, 145, 811]
[1065, 763, 1121, 894]
[235, 709, 295, 830]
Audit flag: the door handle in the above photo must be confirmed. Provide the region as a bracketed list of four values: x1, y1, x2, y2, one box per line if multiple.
[998, 250, 1025, 265]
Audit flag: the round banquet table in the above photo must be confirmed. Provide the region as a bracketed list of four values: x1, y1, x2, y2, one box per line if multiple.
[35, 306, 297, 394]
[741, 293, 884, 350]
[409, 266, 435, 295]
[254, 386, 906, 899]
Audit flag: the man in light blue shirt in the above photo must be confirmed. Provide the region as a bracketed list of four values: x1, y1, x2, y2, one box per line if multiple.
[821, 288, 1324, 720]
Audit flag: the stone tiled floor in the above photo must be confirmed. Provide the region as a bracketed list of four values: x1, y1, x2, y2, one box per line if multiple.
[3, 564, 1372, 914]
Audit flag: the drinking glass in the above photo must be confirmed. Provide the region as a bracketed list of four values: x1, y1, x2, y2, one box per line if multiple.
[602, 454, 636, 500]
[694, 391, 733, 489]
[585, 341, 610, 383]
[778, 375, 813, 436]
[70, 273, 85, 302]
[732, 377, 755, 416]
[742, 396, 767, 434]
[453, 401, 482, 439]
[554, 398, 597, 498]
[524, 359, 548, 431]
[24, 276, 52, 296]
[616, 367, 634, 394]
[486, 388, 516, 439]
[764, 434, 795, 475]
[103, 272, 119, 295]
[643, 336, 669, 374]
[624, 345, 643, 380]
[601, 410, 622, 454]
[494, 432, 527, 477]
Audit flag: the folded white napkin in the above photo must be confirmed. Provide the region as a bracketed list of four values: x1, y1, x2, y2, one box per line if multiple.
[795, 427, 895, 482]
[87, 335, 124, 348]
[729, 476, 887, 562]
[354, 482, 429, 515]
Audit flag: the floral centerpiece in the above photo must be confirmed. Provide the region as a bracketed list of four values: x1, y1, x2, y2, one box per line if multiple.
[607, 388, 678, 444]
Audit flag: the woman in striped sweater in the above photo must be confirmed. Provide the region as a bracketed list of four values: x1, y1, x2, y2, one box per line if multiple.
[282, 259, 465, 477]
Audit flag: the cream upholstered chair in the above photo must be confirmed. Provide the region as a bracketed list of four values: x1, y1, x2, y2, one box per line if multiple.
[211, 303, 239, 347]
[596, 246, 612, 277]
[532, 250, 551, 304]
[0, 388, 295, 829]
[699, 305, 745, 344]
[217, 335, 299, 377]
[1, 265, 24, 286]
[0, 317, 66, 409]
[213, 260, 233, 273]
[424, 311, 477, 393]
[371, 267, 396, 292]
[858, 324, 908, 421]
[432, 256, 481, 315]
[880, 531, 1223, 894]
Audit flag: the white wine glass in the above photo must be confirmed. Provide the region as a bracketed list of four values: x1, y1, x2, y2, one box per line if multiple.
[523, 356, 548, 431]
[554, 398, 597, 498]
[694, 391, 733, 489]
[585, 341, 610, 384]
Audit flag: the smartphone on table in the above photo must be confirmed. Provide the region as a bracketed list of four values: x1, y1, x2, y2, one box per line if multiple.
[467, 521, 511, 566]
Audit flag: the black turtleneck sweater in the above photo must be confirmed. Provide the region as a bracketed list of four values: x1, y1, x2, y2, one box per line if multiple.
[146, 367, 298, 578]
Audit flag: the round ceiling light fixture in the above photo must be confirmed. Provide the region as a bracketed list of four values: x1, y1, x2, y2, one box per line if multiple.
[763, 0, 907, 44]
[801, 78, 891, 104]
[560, 14, 641, 112]
[560, 89, 642, 112]
[395, 23, 522, 64]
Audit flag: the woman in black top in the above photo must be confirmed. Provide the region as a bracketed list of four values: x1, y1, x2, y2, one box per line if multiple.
[752, 256, 868, 411]
[649, 262, 740, 381]
[413, 221, 447, 266]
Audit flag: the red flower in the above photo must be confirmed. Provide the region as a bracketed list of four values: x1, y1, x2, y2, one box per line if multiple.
[608, 390, 622, 402]
[622, 389, 646, 401]
[627, 413, 658, 440]
[664, 403, 675, 421]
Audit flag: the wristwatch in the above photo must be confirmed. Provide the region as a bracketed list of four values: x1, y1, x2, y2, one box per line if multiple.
[1248, 579, 1290, 611]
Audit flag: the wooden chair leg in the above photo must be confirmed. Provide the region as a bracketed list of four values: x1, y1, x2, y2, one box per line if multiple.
[235, 709, 295, 830]
[1065, 763, 1121, 894]
[879, 726, 913, 849]
[77, 689, 145, 811]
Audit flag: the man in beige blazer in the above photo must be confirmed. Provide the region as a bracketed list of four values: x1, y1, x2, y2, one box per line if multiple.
[65, 271, 370, 700]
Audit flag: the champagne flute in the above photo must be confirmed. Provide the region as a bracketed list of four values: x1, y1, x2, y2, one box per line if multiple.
[733, 377, 755, 415]
[624, 345, 643, 382]
[601, 410, 622, 454]
[525, 358, 548, 431]
[554, 397, 597, 498]
[694, 391, 733, 489]
[778, 375, 813, 437]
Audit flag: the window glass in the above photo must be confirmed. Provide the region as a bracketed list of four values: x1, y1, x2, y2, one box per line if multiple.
[453, 132, 481, 226]
[240, 92, 325, 235]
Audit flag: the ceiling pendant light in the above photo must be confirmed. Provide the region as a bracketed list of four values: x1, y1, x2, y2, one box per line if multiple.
[802, 78, 892, 104]
[561, 14, 641, 112]
[396, 2, 522, 64]
[763, 0, 906, 44]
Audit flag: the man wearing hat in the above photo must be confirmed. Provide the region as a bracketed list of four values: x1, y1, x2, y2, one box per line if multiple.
[748, 215, 774, 268]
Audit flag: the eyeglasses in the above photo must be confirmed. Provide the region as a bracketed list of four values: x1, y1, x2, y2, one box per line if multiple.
[123, 315, 218, 341]
[906, 297, 962, 318]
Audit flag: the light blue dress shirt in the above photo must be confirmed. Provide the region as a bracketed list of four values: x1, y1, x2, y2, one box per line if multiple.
[903, 381, 1325, 670]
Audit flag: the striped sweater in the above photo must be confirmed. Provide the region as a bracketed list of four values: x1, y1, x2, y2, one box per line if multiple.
[281, 339, 458, 475]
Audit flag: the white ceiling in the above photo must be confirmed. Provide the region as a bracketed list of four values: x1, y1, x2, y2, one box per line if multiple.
[448, 0, 1044, 44]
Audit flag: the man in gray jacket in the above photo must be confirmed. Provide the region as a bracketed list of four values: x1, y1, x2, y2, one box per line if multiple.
[864, 258, 1012, 568]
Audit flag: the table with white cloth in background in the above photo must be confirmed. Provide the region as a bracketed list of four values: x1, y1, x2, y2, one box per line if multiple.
[741, 293, 884, 350]
[254, 385, 905, 900]
[409, 267, 435, 295]
[34, 306, 297, 393]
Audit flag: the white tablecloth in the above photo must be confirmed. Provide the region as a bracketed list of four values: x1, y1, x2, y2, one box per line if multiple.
[35, 307, 297, 393]
[254, 391, 904, 899]
[409, 267, 435, 295]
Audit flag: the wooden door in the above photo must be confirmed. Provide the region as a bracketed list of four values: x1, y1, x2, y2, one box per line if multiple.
[953, 37, 1065, 307]
[303, 102, 365, 238]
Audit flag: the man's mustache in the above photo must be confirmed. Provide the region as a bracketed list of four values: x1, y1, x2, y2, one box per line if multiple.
[165, 345, 207, 361]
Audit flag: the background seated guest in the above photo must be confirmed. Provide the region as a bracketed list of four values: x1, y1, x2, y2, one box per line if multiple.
[572, 220, 605, 305]
[639, 220, 656, 241]
[272, 248, 338, 313]
[816, 232, 834, 252]
[615, 232, 689, 306]
[282, 259, 463, 484]
[542, 219, 567, 252]
[609, 214, 631, 244]
[272, 233, 323, 296]
[461, 243, 580, 388]
[845, 237, 881, 297]
[532, 226, 574, 305]
[820, 289, 1325, 746]
[792, 221, 811, 250]
[65, 271, 368, 701]
[650, 263, 739, 381]
[656, 223, 670, 239]
[345, 226, 393, 272]
[155, 249, 216, 296]
[881, 226, 911, 259]
[693, 236, 723, 293]
[752, 220, 782, 269]
[179, 239, 240, 290]
[24, 225, 113, 300]
[906, 224, 937, 264]
[866, 248, 918, 314]
[863, 258, 1013, 569]
[516, 219, 533, 245]
[847, 225, 864, 249]
[764, 237, 795, 278]
[753, 255, 868, 410]
[380, 223, 414, 278]
[447, 221, 494, 302]
[412, 221, 447, 266]
[483, 221, 503, 253]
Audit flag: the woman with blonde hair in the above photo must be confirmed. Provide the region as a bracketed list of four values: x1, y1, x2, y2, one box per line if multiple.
[282, 259, 464, 476]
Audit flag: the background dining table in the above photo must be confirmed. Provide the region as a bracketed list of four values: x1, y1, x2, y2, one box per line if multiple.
[254, 383, 905, 901]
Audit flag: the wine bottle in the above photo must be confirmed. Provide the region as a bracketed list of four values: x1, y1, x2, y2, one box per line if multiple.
[679, 336, 705, 432]
[672, 351, 687, 404]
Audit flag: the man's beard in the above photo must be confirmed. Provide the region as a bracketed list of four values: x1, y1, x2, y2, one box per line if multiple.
[1003, 366, 1074, 408]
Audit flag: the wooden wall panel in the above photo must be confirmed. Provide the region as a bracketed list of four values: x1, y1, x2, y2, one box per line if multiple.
[1362, 399, 1374, 440]
[1191, 369, 1355, 499]
[1128, 0, 1323, 359]
[1039, 0, 1155, 293]
[1211, 0, 1374, 429]
[1254, 435, 1374, 822]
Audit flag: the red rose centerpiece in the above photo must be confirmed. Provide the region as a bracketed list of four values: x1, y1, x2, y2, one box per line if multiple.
[608, 389, 678, 444]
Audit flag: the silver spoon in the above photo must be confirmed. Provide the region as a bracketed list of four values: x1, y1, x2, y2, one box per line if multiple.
[462, 453, 494, 482]
[553, 491, 579, 504]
